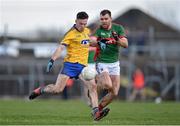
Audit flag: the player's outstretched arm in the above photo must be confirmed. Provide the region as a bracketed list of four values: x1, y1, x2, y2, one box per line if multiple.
[51, 44, 66, 61]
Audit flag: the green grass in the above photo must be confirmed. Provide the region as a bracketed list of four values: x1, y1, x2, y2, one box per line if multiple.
[0, 99, 180, 125]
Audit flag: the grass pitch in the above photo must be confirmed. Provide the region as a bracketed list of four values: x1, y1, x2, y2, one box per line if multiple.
[0, 99, 180, 125]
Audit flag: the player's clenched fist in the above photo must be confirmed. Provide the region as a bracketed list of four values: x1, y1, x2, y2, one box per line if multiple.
[112, 31, 119, 41]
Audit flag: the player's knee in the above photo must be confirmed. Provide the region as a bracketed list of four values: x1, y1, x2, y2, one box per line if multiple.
[104, 80, 113, 89]
[104, 82, 113, 90]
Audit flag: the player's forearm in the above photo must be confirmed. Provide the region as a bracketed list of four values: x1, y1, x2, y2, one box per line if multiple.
[51, 45, 63, 61]
[117, 37, 128, 48]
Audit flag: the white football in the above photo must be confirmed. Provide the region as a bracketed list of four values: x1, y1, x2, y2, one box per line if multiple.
[81, 66, 97, 81]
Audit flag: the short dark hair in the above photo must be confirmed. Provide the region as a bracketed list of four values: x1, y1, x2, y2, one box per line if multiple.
[76, 11, 89, 19]
[100, 9, 111, 17]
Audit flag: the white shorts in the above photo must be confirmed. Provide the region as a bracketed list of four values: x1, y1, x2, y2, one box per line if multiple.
[96, 61, 120, 75]
[87, 63, 98, 75]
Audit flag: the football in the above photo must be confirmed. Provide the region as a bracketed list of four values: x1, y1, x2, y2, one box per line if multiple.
[81, 66, 97, 81]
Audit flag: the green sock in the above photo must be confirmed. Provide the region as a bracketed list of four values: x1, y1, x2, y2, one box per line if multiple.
[40, 87, 45, 94]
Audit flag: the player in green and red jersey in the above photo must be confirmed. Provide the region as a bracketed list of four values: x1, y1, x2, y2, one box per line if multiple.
[91, 9, 128, 116]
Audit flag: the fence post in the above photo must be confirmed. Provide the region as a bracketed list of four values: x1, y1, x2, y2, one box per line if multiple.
[28, 63, 35, 93]
[175, 64, 180, 101]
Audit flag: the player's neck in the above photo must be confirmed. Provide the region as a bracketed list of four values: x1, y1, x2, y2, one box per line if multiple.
[74, 24, 83, 32]
[102, 23, 112, 30]
[107, 23, 112, 30]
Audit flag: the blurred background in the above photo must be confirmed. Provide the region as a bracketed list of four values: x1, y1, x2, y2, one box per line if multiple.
[0, 0, 180, 102]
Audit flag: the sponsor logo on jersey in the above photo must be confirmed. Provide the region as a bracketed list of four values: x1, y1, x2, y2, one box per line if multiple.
[100, 32, 111, 38]
[81, 39, 89, 45]
[101, 32, 106, 36]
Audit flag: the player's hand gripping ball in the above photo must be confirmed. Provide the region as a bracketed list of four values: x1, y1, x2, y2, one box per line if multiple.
[81, 67, 97, 81]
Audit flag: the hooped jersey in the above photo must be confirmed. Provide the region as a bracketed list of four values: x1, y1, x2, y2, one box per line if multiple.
[61, 25, 90, 66]
[94, 23, 126, 63]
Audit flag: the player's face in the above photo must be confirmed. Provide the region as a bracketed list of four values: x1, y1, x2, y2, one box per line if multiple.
[75, 19, 88, 32]
[100, 14, 112, 29]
